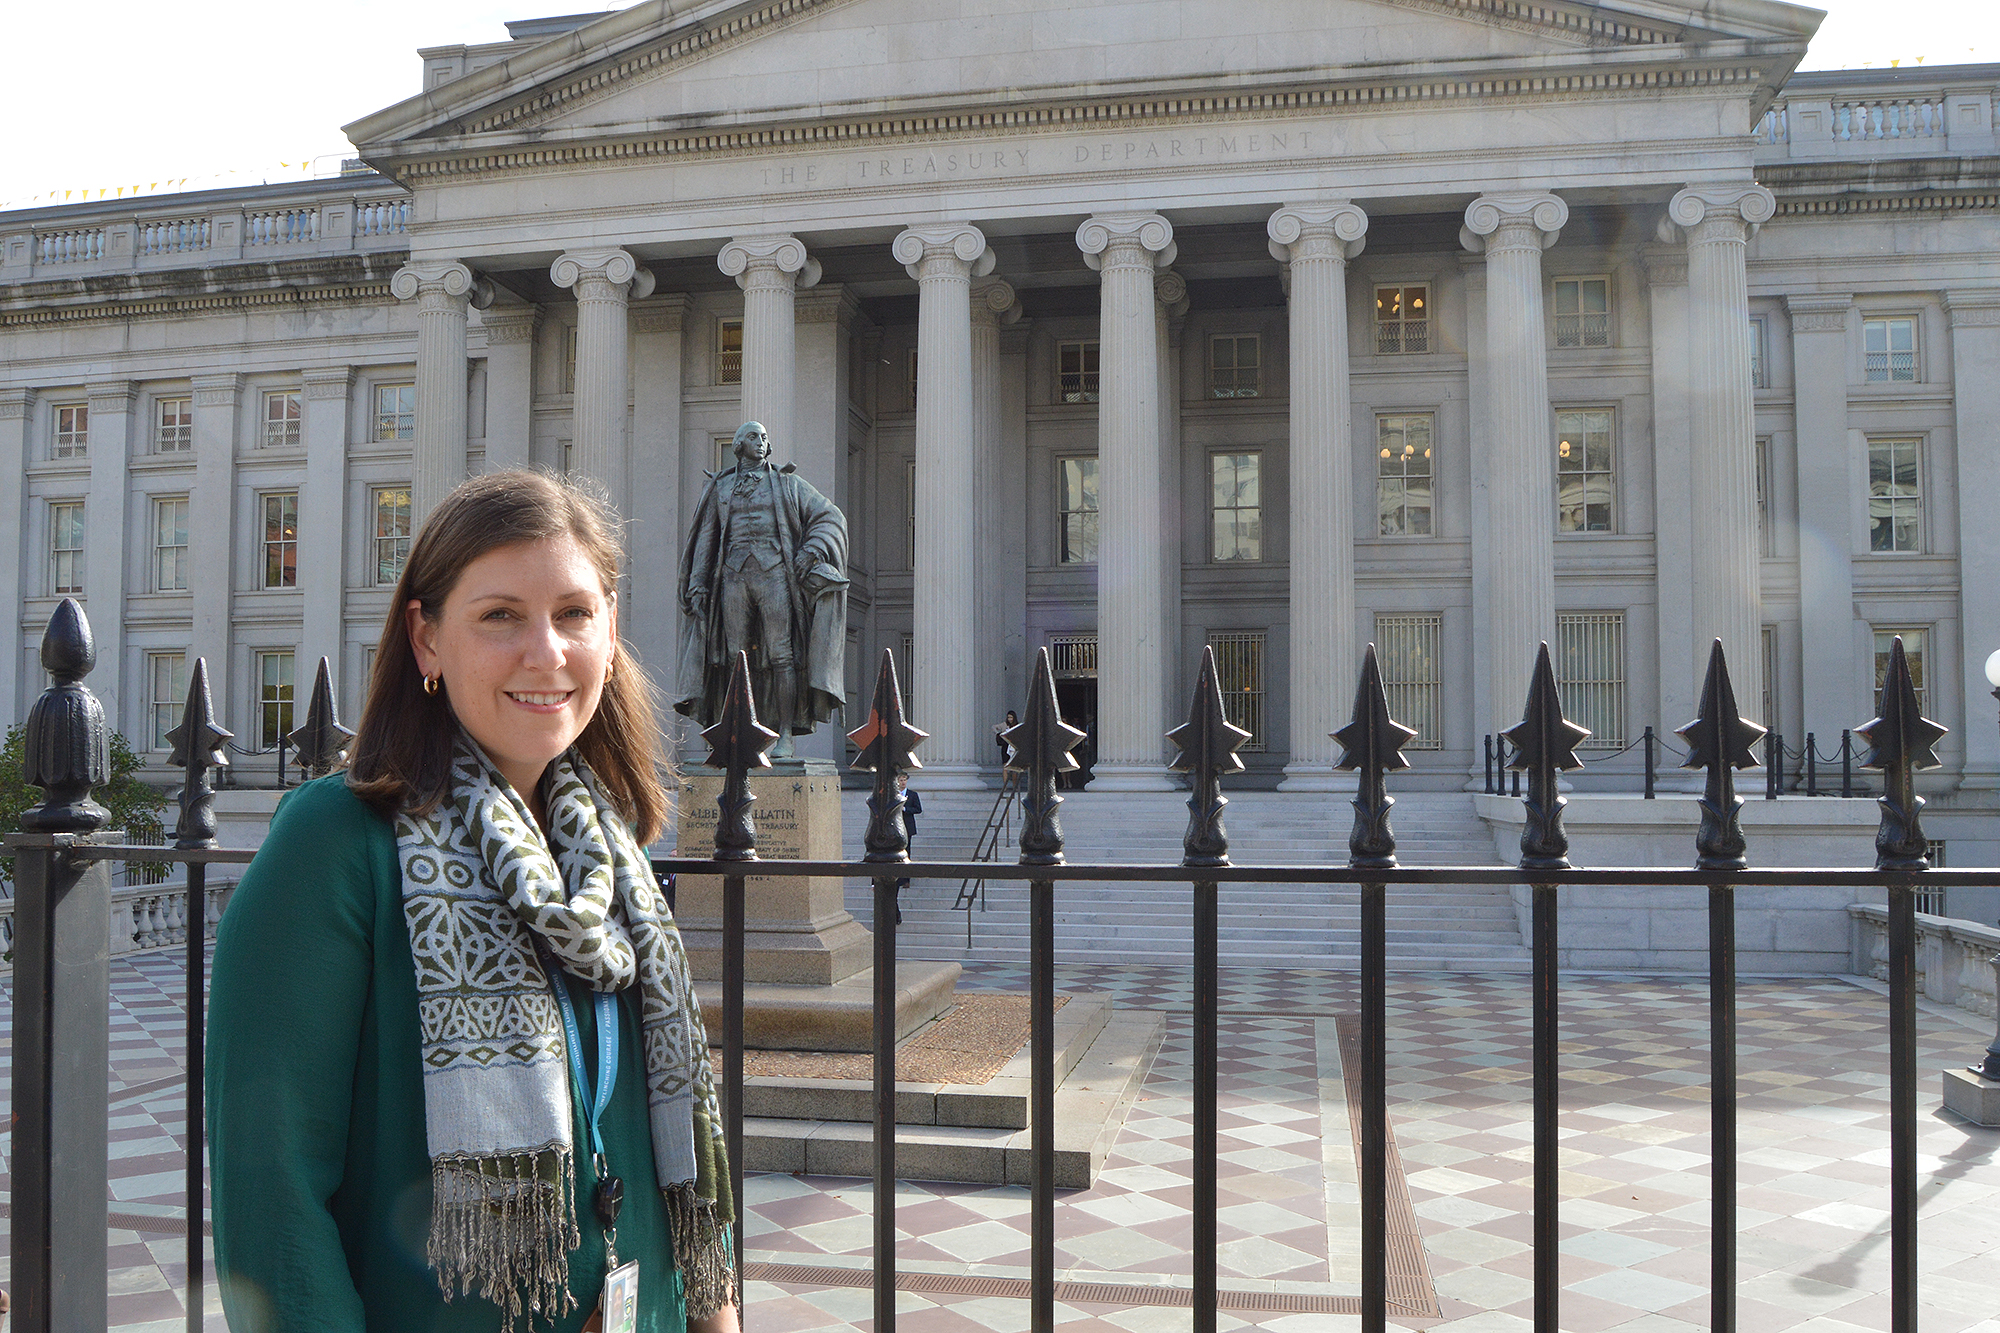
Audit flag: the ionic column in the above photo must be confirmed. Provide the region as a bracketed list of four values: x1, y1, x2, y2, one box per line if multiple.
[718, 235, 819, 449]
[1269, 203, 1368, 789]
[971, 276, 1022, 770]
[1077, 212, 1177, 790]
[84, 382, 134, 721]
[1946, 290, 2000, 790]
[188, 374, 242, 723]
[1462, 193, 1567, 732]
[298, 368, 352, 686]
[0, 389, 31, 717]
[630, 295, 690, 685]
[1155, 270, 1188, 744]
[552, 249, 653, 503]
[1786, 292, 1857, 740]
[392, 261, 491, 524]
[1670, 184, 1775, 730]
[478, 304, 540, 472]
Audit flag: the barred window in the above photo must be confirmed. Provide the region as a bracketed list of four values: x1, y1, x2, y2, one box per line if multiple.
[52, 404, 88, 460]
[1375, 614, 1443, 748]
[262, 492, 299, 589]
[263, 390, 302, 448]
[49, 501, 85, 595]
[1048, 633, 1098, 678]
[1755, 437, 1772, 556]
[1556, 612, 1624, 748]
[258, 650, 295, 751]
[148, 652, 187, 752]
[1748, 317, 1766, 389]
[717, 319, 743, 385]
[1209, 335, 1260, 398]
[1058, 340, 1100, 403]
[1376, 414, 1434, 537]
[373, 486, 412, 585]
[373, 384, 416, 441]
[1209, 632, 1266, 751]
[1867, 438, 1921, 552]
[155, 397, 192, 453]
[1058, 457, 1099, 565]
[1553, 277, 1610, 348]
[1863, 317, 1916, 383]
[1211, 452, 1262, 561]
[154, 496, 189, 592]
[1872, 629, 1927, 716]
[1374, 286, 1429, 354]
[1556, 409, 1615, 533]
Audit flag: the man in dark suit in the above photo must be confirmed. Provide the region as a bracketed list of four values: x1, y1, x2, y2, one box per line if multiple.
[894, 773, 922, 922]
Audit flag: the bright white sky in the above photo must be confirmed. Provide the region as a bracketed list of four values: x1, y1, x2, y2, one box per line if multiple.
[2, 0, 1996, 211]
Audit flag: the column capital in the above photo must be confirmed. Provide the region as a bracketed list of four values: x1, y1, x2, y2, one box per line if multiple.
[1076, 212, 1175, 271]
[551, 249, 654, 300]
[1667, 183, 1776, 237]
[0, 387, 36, 421]
[86, 382, 135, 412]
[718, 234, 820, 291]
[1267, 202, 1368, 263]
[1943, 289, 2000, 328]
[392, 260, 497, 307]
[190, 374, 244, 407]
[300, 367, 355, 400]
[480, 304, 543, 344]
[1460, 192, 1568, 253]
[971, 277, 1021, 326]
[1785, 292, 1853, 334]
[892, 223, 994, 280]
[1153, 269, 1188, 317]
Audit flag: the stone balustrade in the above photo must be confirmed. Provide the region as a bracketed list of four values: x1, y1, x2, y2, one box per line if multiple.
[1755, 71, 1999, 162]
[0, 876, 236, 969]
[1850, 903, 2000, 1021]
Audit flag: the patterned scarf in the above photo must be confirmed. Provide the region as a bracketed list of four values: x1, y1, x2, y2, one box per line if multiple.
[395, 738, 733, 1327]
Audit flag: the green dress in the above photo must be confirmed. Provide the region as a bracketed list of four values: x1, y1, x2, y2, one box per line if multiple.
[207, 776, 691, 1332]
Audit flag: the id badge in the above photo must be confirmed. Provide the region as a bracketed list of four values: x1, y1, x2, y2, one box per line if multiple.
[600, 1260, 640, 1333]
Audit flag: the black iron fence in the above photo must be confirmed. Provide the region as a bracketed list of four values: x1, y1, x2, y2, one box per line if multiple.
[6, 597, 1994, 1333]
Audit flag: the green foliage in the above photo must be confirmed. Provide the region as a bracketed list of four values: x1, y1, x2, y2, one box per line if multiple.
[0, 726, 170, 888]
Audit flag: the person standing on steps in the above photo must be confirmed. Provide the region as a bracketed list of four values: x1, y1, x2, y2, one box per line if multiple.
[893, 772, 922, 922]
[995, 710, 1018, 770]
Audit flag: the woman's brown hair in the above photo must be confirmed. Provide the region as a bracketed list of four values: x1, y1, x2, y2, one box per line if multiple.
[346, 470, 669, 842]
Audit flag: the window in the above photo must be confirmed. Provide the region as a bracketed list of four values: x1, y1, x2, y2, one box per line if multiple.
[1209, 335, 1260, 398]
[153, 496, 189, 592]
[1872, 629, 1927, 716]
[1211, 453, 1262, 561]
[1761, 626, 1779, 736]
[1755, 437, 1772, 556]
[373, 384, 416, 441]
[1863, 317, 1916, 383]
[1867, 438, 1921, 552]
[1748, 317, 1766, 388]
[1556, 410, 1615, 533]
[257, 650, 295, 751]
[1374, 285, 1429, 354]
[905, 459, 917, 570]
[49, 501, 84, 595]
[1058, 457, 1099, 564]
[1377, 415, 1435, 537]
[899, 631, 916, 719]
[1556, 612, 1624, 748]
[262, 492, 298, 589]
[52, 404, 88, 459]
[1058, 340, 1100, 403]
[263, 390, 301, 448]
[372, 486, 412, 585]
[147, 652, 187, 751]
[712, 434, 735, 473]
[154, 397, 192, 453]
[906, 348, 920, 410]
[1048, 634, 1098, 677]
[564, 325, 579, 395]
[717, 319, 743, 385]
[1553, 277, 1610, 348]
[1375, 614, 1443, 749]
[1209, 632, 1266, 751]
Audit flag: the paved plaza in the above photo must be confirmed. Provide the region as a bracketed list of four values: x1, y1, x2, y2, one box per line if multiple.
[1, 951, 1996, 1332]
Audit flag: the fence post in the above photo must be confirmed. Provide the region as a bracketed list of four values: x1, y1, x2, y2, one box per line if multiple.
[1806, 731, 1817, 796]
[1766, 731, 1781, 800]
[1484, 734, 1494, 795]
[1643, 725, 1656, 799]
[1841, 728, 1853, 798]
[9, 599, 114, 1333]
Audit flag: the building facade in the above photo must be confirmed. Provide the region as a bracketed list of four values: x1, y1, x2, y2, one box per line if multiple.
[0, 1, 1995, 848]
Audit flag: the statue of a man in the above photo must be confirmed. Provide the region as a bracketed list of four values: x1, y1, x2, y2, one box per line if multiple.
[674, 421, 849, 756]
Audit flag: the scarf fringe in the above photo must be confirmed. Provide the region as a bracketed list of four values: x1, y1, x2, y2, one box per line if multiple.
[666, 1182, 739, 1321]
[428, 1148, 579, 1332]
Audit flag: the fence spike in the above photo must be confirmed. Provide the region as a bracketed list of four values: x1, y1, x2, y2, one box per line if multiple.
[1675, 640, 1766, 871]
[848, 649, 928, 863]
[1503, 642, 1590, 871]
[167, 658, 232, 850]
[1856, 636, 1948, 871]
[1003, 648, 1087, 867]
[1334, 643, 1418, 870]
[22, 598, 110, 832]
[1167, 644, 1250, 868]
[702, 651, 778, 862]
[286, 656, 354, 781]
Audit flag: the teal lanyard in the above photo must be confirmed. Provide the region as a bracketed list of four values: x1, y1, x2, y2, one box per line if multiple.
[549, 969, 620, 1162]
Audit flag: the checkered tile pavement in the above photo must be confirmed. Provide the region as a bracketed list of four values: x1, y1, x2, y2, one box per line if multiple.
[5, 954, 1998, 1332]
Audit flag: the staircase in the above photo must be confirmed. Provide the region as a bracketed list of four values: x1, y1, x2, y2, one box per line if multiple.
[841, 788, 1531, 971]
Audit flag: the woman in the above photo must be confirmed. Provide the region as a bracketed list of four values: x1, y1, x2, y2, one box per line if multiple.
[208, 471, 738, 1333]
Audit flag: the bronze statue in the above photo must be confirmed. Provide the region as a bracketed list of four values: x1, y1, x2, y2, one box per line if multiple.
[674, 422, 848, 757]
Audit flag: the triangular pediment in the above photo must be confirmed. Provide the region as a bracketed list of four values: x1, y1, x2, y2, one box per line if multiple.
[348, 0, 1818, 170]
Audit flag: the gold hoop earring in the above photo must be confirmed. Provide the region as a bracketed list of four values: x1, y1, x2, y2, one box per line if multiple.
[423, 674, 440, 696]
[605, 659, 615, 682]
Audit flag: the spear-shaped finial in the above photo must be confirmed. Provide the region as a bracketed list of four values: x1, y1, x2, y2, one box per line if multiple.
[1003, 648, 1087, 867]
[849, 649, 928, 863]
[1503, 643, 1590, 871]
[1334, 644, 1419, 869]
[1856, 636, 1948, 870]
[702, 651, 778, 862]
[1675, 640, 1765, 870]
[1168, 645, 1251, 868]
[287, 656, 354, 780]
[167, 657, 232, 851]
[21, 598, 110, 832]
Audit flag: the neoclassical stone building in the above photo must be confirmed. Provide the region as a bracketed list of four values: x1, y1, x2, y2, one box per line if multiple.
[0, 2, 1995, 842]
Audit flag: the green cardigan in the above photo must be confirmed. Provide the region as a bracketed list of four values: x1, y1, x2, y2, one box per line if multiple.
[207, 776, 690, 1332]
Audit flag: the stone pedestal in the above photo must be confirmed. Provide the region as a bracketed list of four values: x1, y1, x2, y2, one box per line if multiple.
[1943, 1068, 2000, 1127]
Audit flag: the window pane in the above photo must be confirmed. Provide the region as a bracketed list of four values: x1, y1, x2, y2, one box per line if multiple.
[718, 320, 743, 384]
[1377, 415, 1435, 537]
[1211, 453, 1262, 561]
[374, 487, 412, 583]
[1059, 458, 1099, 564]
[1375, 614, 1443, 747]
[1555, 411, 1615, 532]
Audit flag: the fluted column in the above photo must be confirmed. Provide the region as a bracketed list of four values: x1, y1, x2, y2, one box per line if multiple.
[552, 249, 653, 504]
[1945, 290, 2000, 790]
[1787, 293, 1858, 740]
[971, 275, 1022, 771]
[0, 389, 31, 717]
[188, 374, 241, 725]
[84, 382, 134, 721]
[1671, 184, 1774, 732]
[1078, 212, 1177, 790]
[478, 304, 540, 472]
[392, 261, 490, 523]
[298, 368, 353, 686]
[1269, 203, 1368, 789]
[1155, 270, 1188, 749]
[718, 235, 819, 449]
[1462, 193, 1567, 732]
